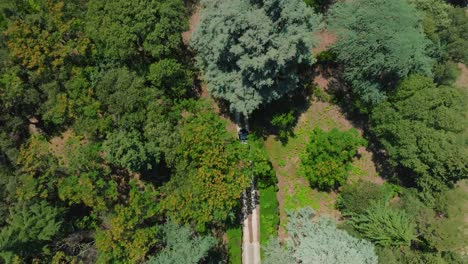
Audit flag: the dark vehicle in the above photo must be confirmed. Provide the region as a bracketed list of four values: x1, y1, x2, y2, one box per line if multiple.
[238, 128, 248, 143]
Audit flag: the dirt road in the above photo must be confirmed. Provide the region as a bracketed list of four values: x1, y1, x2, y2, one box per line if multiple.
[242, 186, 261, 264]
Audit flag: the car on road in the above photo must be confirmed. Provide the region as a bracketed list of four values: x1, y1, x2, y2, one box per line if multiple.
[238, 128, 248, 143]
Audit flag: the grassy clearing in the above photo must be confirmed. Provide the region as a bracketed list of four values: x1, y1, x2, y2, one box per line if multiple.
[264, 100, 379, 234]
[226, 227, 242, 264]
[259, 185, 280, 248]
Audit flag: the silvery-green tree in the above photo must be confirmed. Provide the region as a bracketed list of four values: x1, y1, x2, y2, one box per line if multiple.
[264, 208, 378, 264]
[328, 0, 434, 105]
[191, 0, 321, 116]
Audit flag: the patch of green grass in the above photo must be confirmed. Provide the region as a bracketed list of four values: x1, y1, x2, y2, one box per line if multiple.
[226, 227, 242, 264]
[349, 165, 366, 178]
[278, 159, 286, 167]
[284, 182, 319, 211]
[260, 186, 279, 248]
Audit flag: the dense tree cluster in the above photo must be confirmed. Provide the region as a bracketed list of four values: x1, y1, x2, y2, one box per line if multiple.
[371, 75, 467, 198]
[337, 181, 467, 263]
[0, 0, 276, 262]
[0, 0, 466, 262]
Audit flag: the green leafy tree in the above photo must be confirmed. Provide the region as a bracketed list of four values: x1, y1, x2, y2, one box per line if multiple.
[241, 136, 276, 188]
[350, 202, 417, 247]
[102, 130, 154, 172]
[264, 207, 378, 264]
[16, 135, 59, 200]
[328, 0, 433, 105]
[58, 135, 118, 211]
[147, 59, 192, 98]
[95, 68, 154, 130]
[409, 0, 451, 42]
[0, 201, 62, 262]
[440, 7, 468, 64]
[95, 181, 159, 263]
[158, 105, 251, 230]
[86, 0, 187, 63]
[299, 128, 366, 190]
[371, 75, 467, 196]
[192, 0, 321, 116]
[146, 221, 216, 264]
[4, 0, 90, 79]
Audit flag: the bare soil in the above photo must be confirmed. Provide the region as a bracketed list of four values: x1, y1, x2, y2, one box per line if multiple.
[182, 3, 201, 45]
[456, 63, 468, 89]
[49, 129, 75, 163]
[312, 31, 337, 54]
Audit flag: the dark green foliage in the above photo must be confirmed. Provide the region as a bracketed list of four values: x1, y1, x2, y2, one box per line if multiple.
[0, 201, 62, 261]
[328, 0, 433, 104]
[303, 0, 333, 12]
[243, 136, 276, 189]
[434, 60, 460, 85]
[300, 128, 366, 190]
[103, 130, 154, 172]
[148, 59, 192, 98]
[371, 75, 467, 196]
[192, 0, 321, 115]
[337, 181, 396, 215]
[271, 111, 296, 144]
[86, 0, 187, 64]
[440, 7, 468, 64]
[315, 50, 337, 65]
[95, 68, 154, 129]
[350, 202, 416, 247]
[146, 221, 217, 264]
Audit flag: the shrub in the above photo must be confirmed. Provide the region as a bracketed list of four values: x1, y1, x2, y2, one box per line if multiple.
[316, 50, 337, 65]
[271, 111, 296, 144]
[299, 128, 366, 190]
[337, 181, 396, 215]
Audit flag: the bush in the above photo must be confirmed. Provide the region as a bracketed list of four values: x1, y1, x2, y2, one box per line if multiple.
[299, 128, 366, 190]
[316, 50, 337, 65]
[271, 111, 296, 144]
[434, 60, 460, 85]
[303, 0, 333, 12]
[337, 181, 396, 215]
